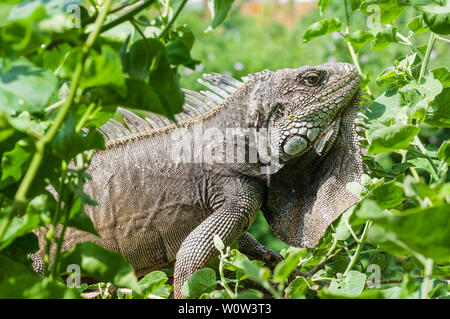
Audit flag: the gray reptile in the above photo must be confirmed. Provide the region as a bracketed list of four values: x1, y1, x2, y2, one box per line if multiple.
[34, 62, 365, 298]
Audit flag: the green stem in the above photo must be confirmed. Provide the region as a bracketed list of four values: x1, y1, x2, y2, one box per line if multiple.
[158, 0, 188, 39]
[0, 202, 20, 243]
[306, 241, 358, 277]
[219, 250, 236, 298]
[436, 35, 450, 44]
[409, 139, 440, 179]
[0, 0, 113, 243]
[44, 161, 68, 273]
[100, 0, 155, 33]
[343, 221, 372, 276]
[419, 33, 436, 82]
[402, 149, 420, 182]
[343, 0, 372, 96]
[346, 220, 360, 243]
[396, 32, 424, 60]
[75, 103, 96, 133]
[49, 192, 75, 277]
[262, 281, 282, 299]
[421, 258, 434, 299]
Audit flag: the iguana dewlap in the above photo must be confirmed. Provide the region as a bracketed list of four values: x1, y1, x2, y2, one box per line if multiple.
[35, 63, 364, 298]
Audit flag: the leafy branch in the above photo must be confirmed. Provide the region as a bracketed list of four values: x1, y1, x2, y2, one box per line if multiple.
[0, 0, 114, 242]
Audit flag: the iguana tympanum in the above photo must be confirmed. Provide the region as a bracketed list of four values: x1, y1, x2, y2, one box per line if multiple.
[34, 62, 364, 298]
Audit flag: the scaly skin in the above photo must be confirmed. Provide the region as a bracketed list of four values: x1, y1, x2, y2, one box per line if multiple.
[35, 63, 364, 298]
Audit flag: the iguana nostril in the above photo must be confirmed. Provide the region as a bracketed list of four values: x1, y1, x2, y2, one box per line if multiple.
[283, 135, 308, 155]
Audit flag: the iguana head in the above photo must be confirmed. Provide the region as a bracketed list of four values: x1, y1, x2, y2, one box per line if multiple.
[264, 63, 360, 161]
[251, 63, 364, 247]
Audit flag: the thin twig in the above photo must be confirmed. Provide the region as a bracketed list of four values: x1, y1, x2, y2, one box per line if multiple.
[158, 0, 188, 39]
[100, 0, 156, 33]
[419, 32, 436, 82]
[306, 241, 358, 277]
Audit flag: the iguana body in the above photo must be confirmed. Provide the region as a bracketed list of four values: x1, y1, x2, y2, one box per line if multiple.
[35, 63, 364, 298]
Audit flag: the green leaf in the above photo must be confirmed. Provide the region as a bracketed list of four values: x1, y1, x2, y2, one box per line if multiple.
[95, 78, 167, 115]
[121, 39, 155, 81]
[0, 57, 57, 115]
[166, 38, 199, 68]
[437, 140, 450, 163]
[200, 289, 231, 299]
[398, 77, 443, 121]
[367, 205, 450, 263]
[2, 232, 39, 265]
[121, 38, 184, 118]
[407, 15, 429, 34]
[57, 45, 126, 96]
[366, 88, 402, 124]
[0, 138, 33, 189]
[65, 196, 99, 237]
[318, 0, 331, 16]
[332, 207, 360, 241]
[365, 177, 405, 209]
[0, 6, 49, 58]
[0, 3, 17, 27]
[402, 258, 416, 273]
[51, 114, 105, 161]
[273, 249, 303, 284]
[348, 30, 374, 50]
[206, 0, 234, 30]
[59, 242, 139, 290]
[426, 87, 450, 127]
[371, 27, 398, 51]
[7, 111, 51, 137]
[136, 271, 168, 297]
[0, 275, 80, 298]
[227, 249, 264, 283]
[431, 67, 450, 87]
[360, 0, 407, 24]
[285, 277, 308, 298]
[350, 0, 362, 10]
[367, 124, 420, 154]
[8, 0, 82, 21]
[235, 289, 264, 299]
[428, 279, 448, 299]
[213, 234, 225, 251]
[403, 176, 447, 203]
[333, 255, 349, 274]
[152, 284, 173, 299]
[0, 253, 34, 281]
[382, 274, 419, 299]
[302, 18, 342, 43]
[0, 209, 41, 250]
[181, 267, 217, 299]
[323, 271, 367, 298]
[72, 104, 116, 129]
[415, 1, 450, 35]
[371, 253, 387, 271]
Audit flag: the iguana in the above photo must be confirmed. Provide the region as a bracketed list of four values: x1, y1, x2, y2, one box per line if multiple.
[33, 62, 365, 298]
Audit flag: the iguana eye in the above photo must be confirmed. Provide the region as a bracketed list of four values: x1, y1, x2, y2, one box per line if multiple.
[302, 72, 322, 86]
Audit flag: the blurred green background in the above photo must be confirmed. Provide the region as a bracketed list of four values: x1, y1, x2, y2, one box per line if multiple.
[177, 0, 447, 94]
[173, 0, 448, 252]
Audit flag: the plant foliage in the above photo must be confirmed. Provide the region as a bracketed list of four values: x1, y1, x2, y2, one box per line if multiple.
[0, 0, 448, 299]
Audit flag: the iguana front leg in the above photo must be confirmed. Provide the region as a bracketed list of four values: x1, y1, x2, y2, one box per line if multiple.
[237, 232, 283, 268]
[173, 182, 263, 299]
